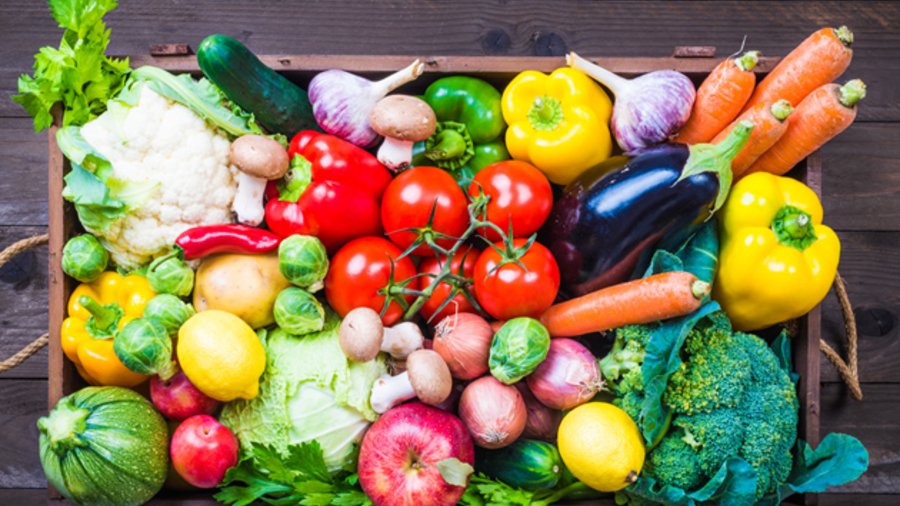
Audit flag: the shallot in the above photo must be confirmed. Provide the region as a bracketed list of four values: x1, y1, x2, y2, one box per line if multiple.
[458, 376, 526, 449]
[526, 338, 603, 410]
[308, 60, 425, 147]
[567, 52, 695, 153]
[433, 313, 493, 380]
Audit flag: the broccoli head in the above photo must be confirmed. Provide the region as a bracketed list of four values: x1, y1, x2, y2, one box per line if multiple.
[601, 312, 800, 501]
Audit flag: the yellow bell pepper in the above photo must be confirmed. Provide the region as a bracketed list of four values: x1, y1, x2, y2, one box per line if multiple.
[61, 271, 156, 387]
[501, 67, 613, 185]
[714, 172, 840, 331]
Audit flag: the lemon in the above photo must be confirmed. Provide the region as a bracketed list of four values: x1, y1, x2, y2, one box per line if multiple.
[177, 310, 266, 402]
[557, 402, 645, 492]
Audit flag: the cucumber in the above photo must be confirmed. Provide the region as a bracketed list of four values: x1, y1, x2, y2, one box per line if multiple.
[197, 34, 317, 136]
[475, 439, 563, 490]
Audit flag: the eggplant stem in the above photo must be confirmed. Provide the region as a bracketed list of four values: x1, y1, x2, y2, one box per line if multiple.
[566, 51, 628, 95]
[372, 59, 425, 97]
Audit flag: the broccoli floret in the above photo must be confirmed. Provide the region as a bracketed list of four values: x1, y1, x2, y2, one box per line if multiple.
[645, 432, 705, 491]
[603, 312, 800, 501]
[664, 316, 751, 415]
[600, 324, 654, 395]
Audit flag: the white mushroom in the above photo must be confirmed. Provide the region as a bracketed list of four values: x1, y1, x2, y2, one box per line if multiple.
[369, 349, 452, 413]
[369, 95, 437, 172]
[339, 307, 425, 362]
[229, 135, 289, 226]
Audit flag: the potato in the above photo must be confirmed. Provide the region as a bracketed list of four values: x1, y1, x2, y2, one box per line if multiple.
[193, 252, 291, 329]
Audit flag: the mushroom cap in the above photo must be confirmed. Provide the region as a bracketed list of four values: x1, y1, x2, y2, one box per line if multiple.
[229, 134, 290, 180]
[406, 349, 452, 405]
[339, 307, 385, 362]
[369, 95, 437, 142]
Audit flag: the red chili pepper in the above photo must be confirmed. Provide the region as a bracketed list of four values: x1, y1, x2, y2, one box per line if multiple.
[175, 224, 282, 260]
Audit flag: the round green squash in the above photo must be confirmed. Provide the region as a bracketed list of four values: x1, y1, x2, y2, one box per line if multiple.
[475, 438, 563, 490]
[38, 386, 168, 506]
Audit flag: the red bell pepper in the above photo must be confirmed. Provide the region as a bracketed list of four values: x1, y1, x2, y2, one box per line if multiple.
[265, 131, 391, 252]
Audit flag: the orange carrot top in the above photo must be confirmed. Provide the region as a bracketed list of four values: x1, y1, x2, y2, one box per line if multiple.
[676, 51, 759, 144]
[746, 79, 865, 177]
[742, 26, 853, 112]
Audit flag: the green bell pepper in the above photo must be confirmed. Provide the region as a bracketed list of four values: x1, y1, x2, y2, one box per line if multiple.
[413, 76, 509, 185]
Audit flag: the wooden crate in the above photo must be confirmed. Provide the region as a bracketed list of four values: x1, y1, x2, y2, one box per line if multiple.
[47, 54, 821, 505]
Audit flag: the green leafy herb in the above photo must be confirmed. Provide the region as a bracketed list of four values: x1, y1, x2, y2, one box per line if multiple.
[215, 441, 372, 506]
[460, 473, 601, 506]
[14, 0, 130, 131]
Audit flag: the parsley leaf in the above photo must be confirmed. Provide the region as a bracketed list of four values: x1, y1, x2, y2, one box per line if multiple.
[216, 441, 372, 506]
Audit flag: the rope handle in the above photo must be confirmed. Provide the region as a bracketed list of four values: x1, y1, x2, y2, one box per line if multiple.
[820, 272, 863, 400]
[0, 233, 865, 399]
[0, 234, 49, 374]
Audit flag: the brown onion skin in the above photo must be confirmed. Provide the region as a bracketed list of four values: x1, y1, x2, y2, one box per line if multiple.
[458, 376, 526, 449]
[433, 313, 493, 380]
[515, 383, 562, 442]
[526, 338, 602, 410]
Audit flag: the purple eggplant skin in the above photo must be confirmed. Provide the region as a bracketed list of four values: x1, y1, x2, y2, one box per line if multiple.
[542, 143, 717, 297]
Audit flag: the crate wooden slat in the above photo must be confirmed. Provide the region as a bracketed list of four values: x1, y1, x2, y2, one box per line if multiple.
[47, 55, 818, 505]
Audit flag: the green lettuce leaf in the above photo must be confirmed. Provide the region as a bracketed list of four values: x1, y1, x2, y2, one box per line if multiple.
[129, 65, 264, 138]
[14, 0, 129, 131]
[644, 219, 719, 287]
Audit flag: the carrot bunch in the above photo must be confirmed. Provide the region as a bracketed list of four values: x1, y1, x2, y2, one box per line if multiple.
[676, 25, 863, 179]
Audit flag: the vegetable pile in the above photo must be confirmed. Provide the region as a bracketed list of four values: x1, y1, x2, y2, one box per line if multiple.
[22, 2, 871, 505]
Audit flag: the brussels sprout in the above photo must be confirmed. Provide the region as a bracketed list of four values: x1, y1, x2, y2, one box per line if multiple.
[143, 294, 196, 335]
[113, 317, 176, 379]
[274, 287, 325, 336]
[278, 235, 329, 291]
[489, 317, 551, 384]
[147, 250, 194, 297]
[61, 234, 109, 282]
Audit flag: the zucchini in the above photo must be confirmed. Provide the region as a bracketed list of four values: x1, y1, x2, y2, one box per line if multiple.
[475, 438, 563, 490]
[197, 34, 317, 136]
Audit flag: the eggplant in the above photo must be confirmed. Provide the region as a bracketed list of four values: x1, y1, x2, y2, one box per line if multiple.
[543, 120, 752, 297]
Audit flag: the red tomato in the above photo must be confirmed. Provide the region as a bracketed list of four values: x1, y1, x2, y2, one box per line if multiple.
[473, 239, 560, 320]
[418, 248, 480, 323]
[468, 160, 553, 242]
[325, 237, 417, 325]
[381, 167, 469, 256]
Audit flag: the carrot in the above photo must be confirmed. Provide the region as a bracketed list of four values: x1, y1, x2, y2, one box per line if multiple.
[712, 99, 794, 178]
[539, 271, 709, 337]
[745, 79, 865, 176]
[742, 26, 853, 113]
[676, 51, 759, 144]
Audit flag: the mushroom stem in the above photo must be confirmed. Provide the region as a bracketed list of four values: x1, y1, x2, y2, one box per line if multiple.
[382, 322, 424, 358]
[376, 137, 415, 172]
[370, 371, 416, 414]
[231, 172, 267, 226]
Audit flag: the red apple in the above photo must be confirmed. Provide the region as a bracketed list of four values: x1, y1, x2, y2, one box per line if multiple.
[170, 414, 239, 489]
[359, 402, 474, 506]
[151, 370, 219, 421]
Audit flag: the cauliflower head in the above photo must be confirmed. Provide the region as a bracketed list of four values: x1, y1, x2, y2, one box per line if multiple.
[78, 86, 238, 268]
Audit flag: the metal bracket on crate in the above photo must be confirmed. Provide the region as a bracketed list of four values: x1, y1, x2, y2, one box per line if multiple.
[673, 46, 716, 58]
[149, 43, 193, 57]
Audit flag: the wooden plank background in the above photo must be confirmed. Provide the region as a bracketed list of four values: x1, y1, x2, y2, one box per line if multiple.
[1, 0, 898, 503]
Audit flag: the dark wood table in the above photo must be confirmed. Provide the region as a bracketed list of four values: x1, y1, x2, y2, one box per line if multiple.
[1, 1, 897, 504]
